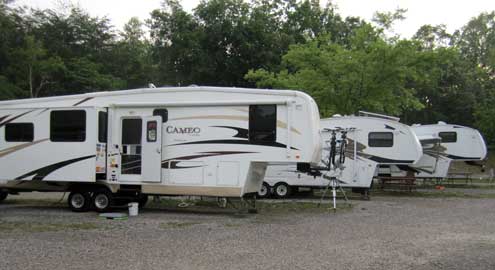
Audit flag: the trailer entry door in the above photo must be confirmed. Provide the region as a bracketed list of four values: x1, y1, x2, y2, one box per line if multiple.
[121, 118, 143, 180]
[142, 116, 162, 182]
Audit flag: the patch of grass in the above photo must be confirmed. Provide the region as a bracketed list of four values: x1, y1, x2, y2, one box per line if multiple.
[257, 201, 354, 213]
[0, 221, 99, 233]
[223, 223, 241, 228]
[371, 190, 495, 199]
[160, 221, 201, 229]
[3, 198, 65, 206]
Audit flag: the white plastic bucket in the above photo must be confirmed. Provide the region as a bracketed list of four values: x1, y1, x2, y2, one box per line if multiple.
[128, 202, 139, 216]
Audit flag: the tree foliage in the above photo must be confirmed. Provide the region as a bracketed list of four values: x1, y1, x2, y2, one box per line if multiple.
[0, 0, 494, 143]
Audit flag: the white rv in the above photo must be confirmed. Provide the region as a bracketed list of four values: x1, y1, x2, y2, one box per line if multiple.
[384, 122, 487, 179]
[260, 112, 423, 198]
[0, 86, 321, 211]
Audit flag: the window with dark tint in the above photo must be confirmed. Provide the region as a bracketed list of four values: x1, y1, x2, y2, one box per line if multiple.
[147, 121, 158, 142]
[50, 110, 86, 142]
[368, 132, 393, 147]
[122, 119, 142, 145]
[153, 109, 168, 123]
[249, 105, 276, 142]
[98, 111, 108, 143]
[439, 132, 457, 143]
[5, 123, 34, 142]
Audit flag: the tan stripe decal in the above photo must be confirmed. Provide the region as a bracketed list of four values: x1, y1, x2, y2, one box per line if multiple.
[0, 139, 49, 158]
[170, 115, 302, 135]
[277, 120, 302, 135]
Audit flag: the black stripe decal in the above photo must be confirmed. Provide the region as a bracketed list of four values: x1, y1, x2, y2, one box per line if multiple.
[36, 108, 50, 116]
[385, 125, 396, 130]
[168, 140, 299, 150]
[446, 154, 482, 160]
[395, 165, 420, 173]
[73, 97, 94, 106]
[15, 155, 95, 181]
[162, 151, 256, 169]
[0, 110, 36, 128]
[368, 155, 414, 164]
[212, 126, 248, 139]
[0, 115, 11, 123]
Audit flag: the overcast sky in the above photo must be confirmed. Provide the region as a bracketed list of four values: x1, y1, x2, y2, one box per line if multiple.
[15, 0, 495, 37]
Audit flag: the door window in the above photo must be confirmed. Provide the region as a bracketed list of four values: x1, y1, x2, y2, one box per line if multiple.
[121, 118, 142, 175]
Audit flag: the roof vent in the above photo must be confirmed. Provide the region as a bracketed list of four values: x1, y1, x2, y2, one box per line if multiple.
[148, 83, 156, 88]
[332, 114, 342, 117]
[437, 121, 447, 125]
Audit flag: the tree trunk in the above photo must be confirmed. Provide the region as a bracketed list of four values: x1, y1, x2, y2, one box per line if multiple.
[28, 65, 33, 98]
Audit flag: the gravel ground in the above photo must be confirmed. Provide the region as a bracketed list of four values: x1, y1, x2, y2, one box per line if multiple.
[1, 191, 495, 270]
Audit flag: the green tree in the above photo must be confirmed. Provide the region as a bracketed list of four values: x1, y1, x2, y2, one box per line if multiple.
[246, 26, 424, 116]
[7, 36, 66, 98]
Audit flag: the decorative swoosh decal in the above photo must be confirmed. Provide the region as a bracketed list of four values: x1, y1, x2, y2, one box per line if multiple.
[0, 110, 36, 128]
[0, 114, 11, 123]
[168, 139, 299, 150]
[0, 139, 49, 158]
[162, 151, 256, 169]
[72, 97, 94, 106]
[212, 126, 248, 139]
[367, 156, 414, 164]
[446, 154, 482, 160]
[15, 155, 95, 181]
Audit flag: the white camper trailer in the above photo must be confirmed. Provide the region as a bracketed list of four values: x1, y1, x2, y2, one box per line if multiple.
[384, 122, 487, 179]
[0, 86, 321, 211]
[260, 112, 423, 198]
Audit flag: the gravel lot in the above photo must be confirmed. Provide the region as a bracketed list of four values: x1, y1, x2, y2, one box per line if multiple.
[1, 190, 495, 270]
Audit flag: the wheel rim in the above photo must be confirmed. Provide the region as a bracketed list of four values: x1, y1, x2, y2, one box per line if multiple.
[71, 193, 85, 209]
[258, 185, 268, 196]
[276, 185, 287, 196]
[94, 194, 109, 209]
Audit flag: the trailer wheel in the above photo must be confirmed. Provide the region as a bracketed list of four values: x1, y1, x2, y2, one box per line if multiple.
[257, 182, 271, 198]
[68, 191, 91, 212]
[273, 182, 291, 198]
[0, 191, 8, 202]
[92, 189, 113, 212]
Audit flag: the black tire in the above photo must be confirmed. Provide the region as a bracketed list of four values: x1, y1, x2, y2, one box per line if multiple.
[257, 182, 271, 199]
[92, 188, 113, 212]
[137, 194, 148, 209]
[68, 191, 91, 212]
[273, 182, 291, 198]
[0, 191, 8, 202]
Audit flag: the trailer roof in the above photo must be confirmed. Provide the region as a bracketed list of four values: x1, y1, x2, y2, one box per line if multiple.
[0, 86, 306, 106]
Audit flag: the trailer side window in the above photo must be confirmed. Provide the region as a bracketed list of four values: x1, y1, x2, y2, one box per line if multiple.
[5, 123, 34, 142]
[439, 132, 457, 143]
[368, 132, 393, 147]
[50, 110, 86, 142]
[153, 109, 168, 123]
[249, 105, 276, 142]
[98, 111, 108, 143]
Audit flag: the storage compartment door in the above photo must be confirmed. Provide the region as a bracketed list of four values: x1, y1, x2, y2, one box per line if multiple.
[217, 161, 240, 186]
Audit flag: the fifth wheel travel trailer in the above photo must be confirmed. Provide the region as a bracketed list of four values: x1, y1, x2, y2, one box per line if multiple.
[383, 122, 487, 180]
[0, 86, 321, 212]
[259, 112, 423, 198]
